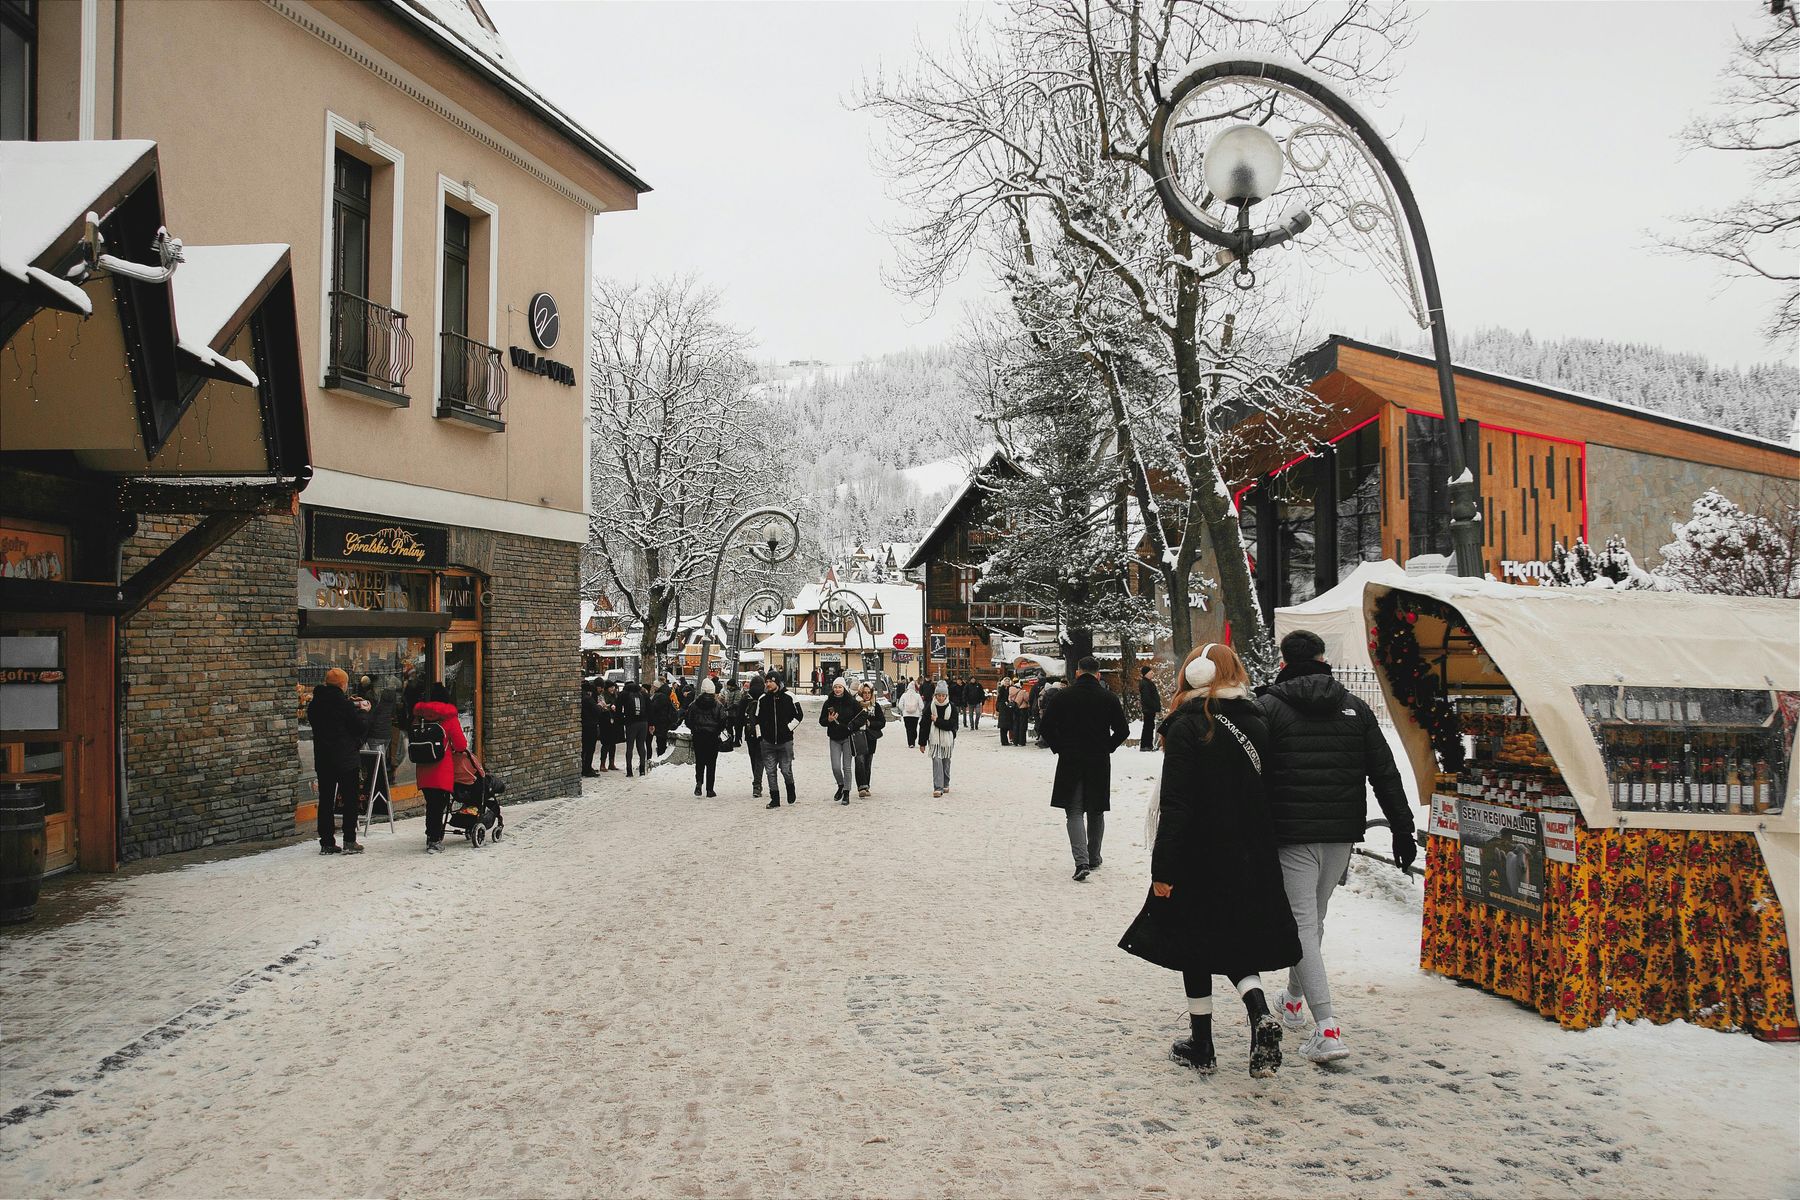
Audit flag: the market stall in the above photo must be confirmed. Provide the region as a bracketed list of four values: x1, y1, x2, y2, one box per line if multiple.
[1361, 576, 1797, 1039]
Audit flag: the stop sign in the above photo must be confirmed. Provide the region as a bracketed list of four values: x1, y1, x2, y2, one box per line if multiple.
[892, 632, 910, 650]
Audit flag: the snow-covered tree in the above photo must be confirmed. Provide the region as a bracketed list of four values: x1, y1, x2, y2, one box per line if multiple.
[859, 0, 1413, 674]
[1543, 535, 1661, 590]
[1665, 3, 1799, 343]
[585, 277, 783, 678]
[1657, 486, 1800, 598]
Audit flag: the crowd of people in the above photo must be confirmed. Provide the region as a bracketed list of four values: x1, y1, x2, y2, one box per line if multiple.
[493, 634, 1415, 1085]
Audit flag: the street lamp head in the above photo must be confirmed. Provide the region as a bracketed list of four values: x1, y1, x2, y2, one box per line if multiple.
[1203, 124, 1285, 207]
[762, 518, 785, 555]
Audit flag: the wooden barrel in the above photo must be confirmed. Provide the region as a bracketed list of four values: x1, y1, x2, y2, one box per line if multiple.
[0, 783, 47, 924]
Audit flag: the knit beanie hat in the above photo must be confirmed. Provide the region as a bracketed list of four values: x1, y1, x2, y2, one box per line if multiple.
[701, 679, 717, 695]
[934, 681, 949, 699]
[325, 668, 348, 688]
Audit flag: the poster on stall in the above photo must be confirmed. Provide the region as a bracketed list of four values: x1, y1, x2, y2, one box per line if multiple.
[1429, 794, 1461, 838]
[1455, 798, 1544, 921]
[1540, 810, 1578, 864]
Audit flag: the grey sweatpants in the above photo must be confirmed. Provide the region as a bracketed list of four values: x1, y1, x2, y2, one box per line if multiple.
[1279, 841, 1356, 1023]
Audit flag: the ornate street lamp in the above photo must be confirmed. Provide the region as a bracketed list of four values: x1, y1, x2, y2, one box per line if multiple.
[1148, 56, 1483, 578]
[694, 508, 799, 682]
[729, 586, 787, 680]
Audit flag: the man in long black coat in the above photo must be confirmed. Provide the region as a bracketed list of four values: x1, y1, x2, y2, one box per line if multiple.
[1038, 657, 1132, 881]
[1137, 666, 1161, 751]
[307, 667, 369, 855]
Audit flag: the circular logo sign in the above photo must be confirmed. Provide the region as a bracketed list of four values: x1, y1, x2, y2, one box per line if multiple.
[892, 633, 910, 650]
[528, 292, 560, 350]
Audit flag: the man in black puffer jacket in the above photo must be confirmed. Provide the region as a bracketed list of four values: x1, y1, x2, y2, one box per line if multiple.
[1256, 628, 1414, 1066]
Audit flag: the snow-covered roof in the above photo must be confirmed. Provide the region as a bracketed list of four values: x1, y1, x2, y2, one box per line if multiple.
[389, 0, 649, 195]
[171, 243, 289, 388]
[903, 447, 1023, 569]
[0, 139, 158, 315]
[1306, 335, 1800, 458]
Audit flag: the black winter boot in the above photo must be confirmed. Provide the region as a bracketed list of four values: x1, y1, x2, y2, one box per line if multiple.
[1171, 1014, 1216, 1074]
[1243, 990, 1283, 1078]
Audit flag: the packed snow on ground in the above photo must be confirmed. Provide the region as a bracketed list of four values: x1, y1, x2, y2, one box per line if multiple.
[1, 729, 1794, 1198]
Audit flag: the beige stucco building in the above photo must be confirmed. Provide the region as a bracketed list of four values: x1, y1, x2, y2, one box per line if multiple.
[4, 0, 648, 867]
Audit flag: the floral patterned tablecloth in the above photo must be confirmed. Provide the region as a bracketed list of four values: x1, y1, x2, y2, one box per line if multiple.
[1421, 819, 1796, 1039]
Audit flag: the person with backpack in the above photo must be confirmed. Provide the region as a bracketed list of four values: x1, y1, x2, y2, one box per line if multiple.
[849, 681, 887, 797]
[897, 680, 924, 747]
[619, 680, 652, 777]
[410, 683, 465, 854]
[682, 679, 729, 797]
[1119, 643, 1300, 1079]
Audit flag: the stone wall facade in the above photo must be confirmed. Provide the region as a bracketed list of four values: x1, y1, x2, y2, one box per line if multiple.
[1585, 446, 1797, 569]
[453, 529, 581, 806]
[120, 513, 301, 860]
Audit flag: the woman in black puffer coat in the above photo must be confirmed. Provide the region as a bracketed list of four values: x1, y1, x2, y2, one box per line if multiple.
[1120, 642, 1300, 1080]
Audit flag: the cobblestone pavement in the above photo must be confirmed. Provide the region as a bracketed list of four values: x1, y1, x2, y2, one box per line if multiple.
[1, 727, 1794, 1198]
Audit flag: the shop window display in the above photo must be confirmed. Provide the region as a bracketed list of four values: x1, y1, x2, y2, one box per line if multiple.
[297, 636, 429, 791]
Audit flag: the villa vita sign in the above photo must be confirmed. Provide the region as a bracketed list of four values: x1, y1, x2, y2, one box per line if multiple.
[307, 511, 448, 569]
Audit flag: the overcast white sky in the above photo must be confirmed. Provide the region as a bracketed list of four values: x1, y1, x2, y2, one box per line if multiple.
[493, 1, 1791, 369]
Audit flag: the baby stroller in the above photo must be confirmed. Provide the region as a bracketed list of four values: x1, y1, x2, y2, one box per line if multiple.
[449, 772, 507, 847]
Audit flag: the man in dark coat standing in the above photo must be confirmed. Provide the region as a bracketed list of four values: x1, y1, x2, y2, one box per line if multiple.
[307, 667, 369, 855]
[1137, 665, 1161, 751]
[1038, 657, 1131, 881]
[580, 680, 603, 777]
[1256, 628, 1415, 1066]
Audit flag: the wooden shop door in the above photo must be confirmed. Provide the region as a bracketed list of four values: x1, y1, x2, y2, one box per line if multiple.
[1, 612, 113, 873]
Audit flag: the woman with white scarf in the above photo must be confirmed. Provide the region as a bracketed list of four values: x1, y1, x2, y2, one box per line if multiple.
[917, 680, 959, 797]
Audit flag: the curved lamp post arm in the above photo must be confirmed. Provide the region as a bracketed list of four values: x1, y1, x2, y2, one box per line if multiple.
[819, 589, 875, 659]
[695, 508, 799, 682]
[1149, 57, 1482, 578]
[729, 587, 787, 680]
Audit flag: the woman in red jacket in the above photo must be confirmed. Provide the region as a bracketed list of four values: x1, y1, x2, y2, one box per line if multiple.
[411, 684, 466, 854]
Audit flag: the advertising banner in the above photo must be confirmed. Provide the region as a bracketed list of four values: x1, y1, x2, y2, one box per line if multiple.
[1541, 810, 1579, 865]
[308, 510, 448, 569]
[1428, 794, 1461, 839]
[1455, 798, 1544, 921]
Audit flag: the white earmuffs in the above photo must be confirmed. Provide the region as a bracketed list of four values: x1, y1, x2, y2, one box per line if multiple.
[1184, 644, 1218, 689]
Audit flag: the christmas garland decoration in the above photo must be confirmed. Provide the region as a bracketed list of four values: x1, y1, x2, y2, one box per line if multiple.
[1370, 591, 1466, 772]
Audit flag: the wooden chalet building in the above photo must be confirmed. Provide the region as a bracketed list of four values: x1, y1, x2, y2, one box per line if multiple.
[902, 449, 1044, 685]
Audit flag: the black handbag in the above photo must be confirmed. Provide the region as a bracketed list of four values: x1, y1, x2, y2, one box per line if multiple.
[1118, 889, 1190, 971]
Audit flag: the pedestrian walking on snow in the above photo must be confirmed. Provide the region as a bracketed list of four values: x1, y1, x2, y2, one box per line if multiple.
[753, 672, 804, 807]
[996, 674, 1015, 745]
[619, 680, 652, 777]
[1138, 665, 1162, 751]
[1256, 628, 1416, 1065]
[1039, 657, 1131, 881]
[581, 679, 604, 777]
[308, 667, 370, 855]
[1120, 642, 1301, 1079]
[411, 683, 466, 854]
[898, 680, 924, 747]
[850, 681, 886, 796]
[919, 681, 958, 796]
[820, 676, 860, 804]
[597, 681, 622, 771]
[735, 674, 764, 797]
[682, 679, 729, 797]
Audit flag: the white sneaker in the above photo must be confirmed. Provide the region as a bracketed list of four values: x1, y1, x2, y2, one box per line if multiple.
[1275, 988, 1309, 1032]
[1300, 1024, 1350, 1063]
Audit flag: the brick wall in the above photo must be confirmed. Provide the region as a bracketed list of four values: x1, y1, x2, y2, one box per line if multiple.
[467, 530, 580, 804]
[120, 513, 301, 860]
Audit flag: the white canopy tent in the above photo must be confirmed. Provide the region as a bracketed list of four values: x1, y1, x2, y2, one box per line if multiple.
[1356, 574, 1800, 1002]
[1273, 559, 1411, 671]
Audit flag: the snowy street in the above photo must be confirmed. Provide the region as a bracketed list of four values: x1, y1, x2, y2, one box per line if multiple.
[2, 729, 1795, 1199]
